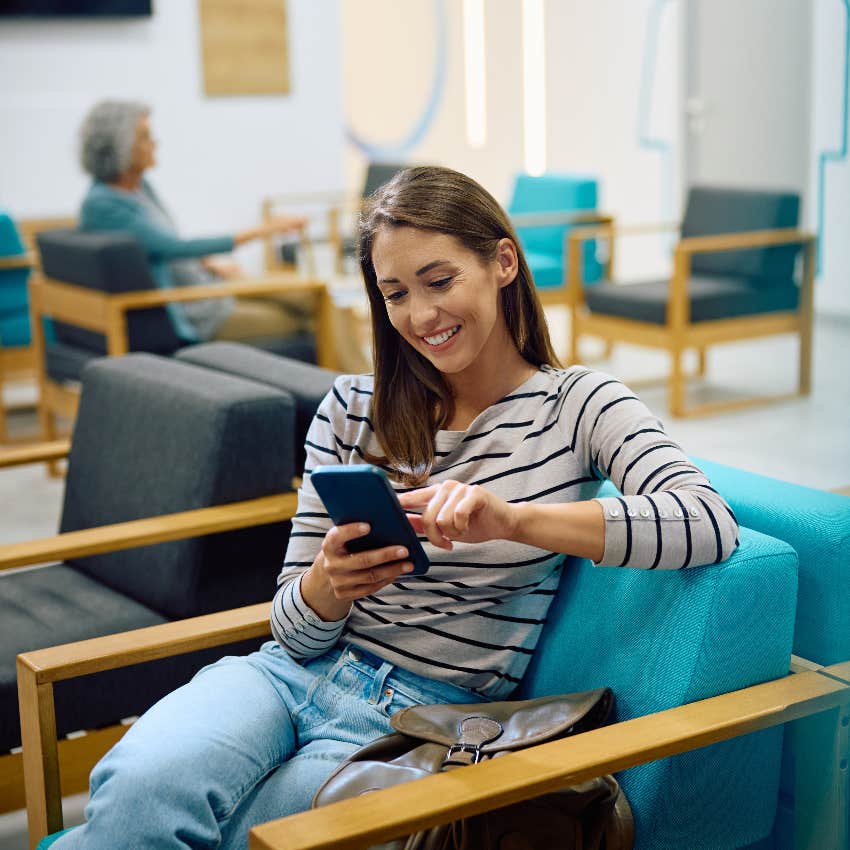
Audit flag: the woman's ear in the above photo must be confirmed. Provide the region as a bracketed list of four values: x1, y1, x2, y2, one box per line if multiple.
[495, 238, 519, 288]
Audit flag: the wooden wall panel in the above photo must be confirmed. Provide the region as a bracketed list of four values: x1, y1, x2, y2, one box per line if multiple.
[199, 0, 290, 96]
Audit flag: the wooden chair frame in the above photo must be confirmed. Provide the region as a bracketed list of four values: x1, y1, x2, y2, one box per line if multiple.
[566, 224, 817, 417]
[0, 439, 298, 829]
[262, 191, 351, 277]
[28, 269, 338, 464]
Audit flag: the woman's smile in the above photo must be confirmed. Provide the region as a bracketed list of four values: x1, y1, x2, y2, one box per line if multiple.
[422, 324, 461, 349]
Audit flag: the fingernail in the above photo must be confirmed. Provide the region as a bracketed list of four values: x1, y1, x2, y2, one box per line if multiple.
[402, 563, 414, 573]
[395, 547, 408, 559]
[359, 523, 370, 534]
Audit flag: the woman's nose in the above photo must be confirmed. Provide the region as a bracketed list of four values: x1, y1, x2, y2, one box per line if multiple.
[409, 293, 439, 330]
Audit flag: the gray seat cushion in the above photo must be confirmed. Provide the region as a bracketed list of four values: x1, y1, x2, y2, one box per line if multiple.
[176, 342, 339, 475]
[584, 275, 800, 325]
[61, 354, 296, 619]
[0, 564, 263, 753]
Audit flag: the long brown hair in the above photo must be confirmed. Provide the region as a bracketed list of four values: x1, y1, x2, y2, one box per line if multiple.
[359, 166, 559, 484]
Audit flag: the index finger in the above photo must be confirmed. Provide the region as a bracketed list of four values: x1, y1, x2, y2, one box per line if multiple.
[396, 486, 440, 508]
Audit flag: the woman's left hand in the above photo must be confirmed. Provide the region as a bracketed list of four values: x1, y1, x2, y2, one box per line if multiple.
[397, 480, 518, 551]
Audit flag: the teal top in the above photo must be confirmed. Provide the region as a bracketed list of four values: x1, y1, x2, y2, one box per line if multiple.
[79, 180, 235, 341]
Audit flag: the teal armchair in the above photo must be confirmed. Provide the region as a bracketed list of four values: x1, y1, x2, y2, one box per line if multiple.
[507, 172, 606, 290]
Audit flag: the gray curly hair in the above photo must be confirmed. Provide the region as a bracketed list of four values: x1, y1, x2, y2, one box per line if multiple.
[79, 100, 150, 182]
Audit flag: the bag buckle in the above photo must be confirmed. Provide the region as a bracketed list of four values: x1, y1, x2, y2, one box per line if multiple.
[444, 743, 485, 766]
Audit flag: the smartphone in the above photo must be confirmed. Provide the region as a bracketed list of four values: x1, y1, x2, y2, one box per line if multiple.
[310, 464, 430, 575]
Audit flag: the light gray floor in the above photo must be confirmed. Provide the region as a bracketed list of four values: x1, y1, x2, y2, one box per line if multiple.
[0, 312, 848, 849]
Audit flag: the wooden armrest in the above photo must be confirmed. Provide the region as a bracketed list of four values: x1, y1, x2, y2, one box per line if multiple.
[249, 668, 850, 850]
[0, 439, 70, 470]
[568, 220, 680, 246]
[0, 492, 297, 572]
[509, 211, 614, 228]
[0, 252, 35, 270]
[17, 602, 271, 685]
[676, 228, 816, 255]
[112, 276, 327, 310]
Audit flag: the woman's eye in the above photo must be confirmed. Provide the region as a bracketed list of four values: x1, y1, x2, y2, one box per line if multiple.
[384, 290, 406, 303]
[429, 277, 453, 289]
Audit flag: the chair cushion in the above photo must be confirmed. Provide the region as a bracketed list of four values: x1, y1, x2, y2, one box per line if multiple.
[176, 341, 338, 475]
[60, 354, 296, 619]
[683, 186, 800, 283]
[518, 526, 797, 849]
[0, 564, 266, 753]
[36, 229, 183, 356]
[584, 275, 800, 324]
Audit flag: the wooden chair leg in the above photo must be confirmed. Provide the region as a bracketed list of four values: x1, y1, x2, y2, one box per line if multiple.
[697, 347, 707, 377]
[669, 348, 686, 417]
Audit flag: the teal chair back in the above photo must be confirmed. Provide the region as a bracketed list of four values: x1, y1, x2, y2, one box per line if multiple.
[517, 523, 797, 850]
[0, 211, 31, 348]
[507, 173, 603, 288]
[693, 457, 850, 666]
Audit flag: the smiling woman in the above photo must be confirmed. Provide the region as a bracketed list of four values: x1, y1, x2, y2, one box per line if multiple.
[53, 166, 740, 850]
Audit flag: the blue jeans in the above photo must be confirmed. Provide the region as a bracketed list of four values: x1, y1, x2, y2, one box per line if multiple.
[52, 641, 485, 850]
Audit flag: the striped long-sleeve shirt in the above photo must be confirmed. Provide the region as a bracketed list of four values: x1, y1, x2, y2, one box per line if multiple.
[271, 365, 739, 699]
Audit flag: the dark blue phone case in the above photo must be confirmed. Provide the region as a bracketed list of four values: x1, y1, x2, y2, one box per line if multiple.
[310, 465, 430, 575]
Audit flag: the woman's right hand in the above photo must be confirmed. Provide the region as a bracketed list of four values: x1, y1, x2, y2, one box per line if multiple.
[300, 523, 414, 621]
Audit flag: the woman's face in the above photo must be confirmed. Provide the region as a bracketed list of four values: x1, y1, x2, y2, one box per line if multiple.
[371, 226, 518, 379]
[130, 115, 156, 173]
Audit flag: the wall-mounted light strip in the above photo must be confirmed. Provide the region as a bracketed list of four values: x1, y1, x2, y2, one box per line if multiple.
[463, 0, 487, 148]
[522, 0, 546, 175]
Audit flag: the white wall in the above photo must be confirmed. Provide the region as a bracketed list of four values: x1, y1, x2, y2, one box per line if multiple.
[810, 0, 850, 317]
[341, 0, 682, 280]
[0, 0, 345, 273]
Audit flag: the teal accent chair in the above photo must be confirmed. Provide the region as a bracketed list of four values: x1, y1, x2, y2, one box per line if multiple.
[593, 462, 850, 849]
[507, 173, 605, 291]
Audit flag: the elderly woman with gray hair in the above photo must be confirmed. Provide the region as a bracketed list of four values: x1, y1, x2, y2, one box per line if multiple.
[78, 99, 313, 347]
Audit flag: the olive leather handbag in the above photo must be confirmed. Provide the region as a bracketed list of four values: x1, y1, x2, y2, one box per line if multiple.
[313, 687, 634, 850]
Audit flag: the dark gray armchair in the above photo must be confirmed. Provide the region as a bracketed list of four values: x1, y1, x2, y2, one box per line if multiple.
[567, 186, 816, 416]
[31, 229, 333, 454]
[0, 351, 332, 816]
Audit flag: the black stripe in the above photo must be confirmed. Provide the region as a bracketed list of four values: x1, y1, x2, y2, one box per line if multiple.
[584, 394, 639, 451]
[433, 451, 513, 476]
[523, 416, 561, 441]
[616, 496, 632, 567]
[351, 386, 373, 396]
[343, 628, 521, 684]
[471, 445, 572, 488]
[569, 379, 620, 449]
[353, 601, 534, 654]
[332, 385, 348, 410]
[368, 594, 544, 625]
[289, 531, 326, 538]
[606, 428, 667, 472]
[281, 560, 314, 568]
[295, 511, 329, 519]
[462, 420, 534, 443]
[619, 443, 679, 490]
[648, 497, 662, 569]
[428, 551, 559, 570]
[670, 492, 692, 568]
[696, 494, 723, 564]
[306, 440, 342, 460]
[510, 475, 597, 503]
[637, 460, 692, 494]
[652, 468, 695, 490]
